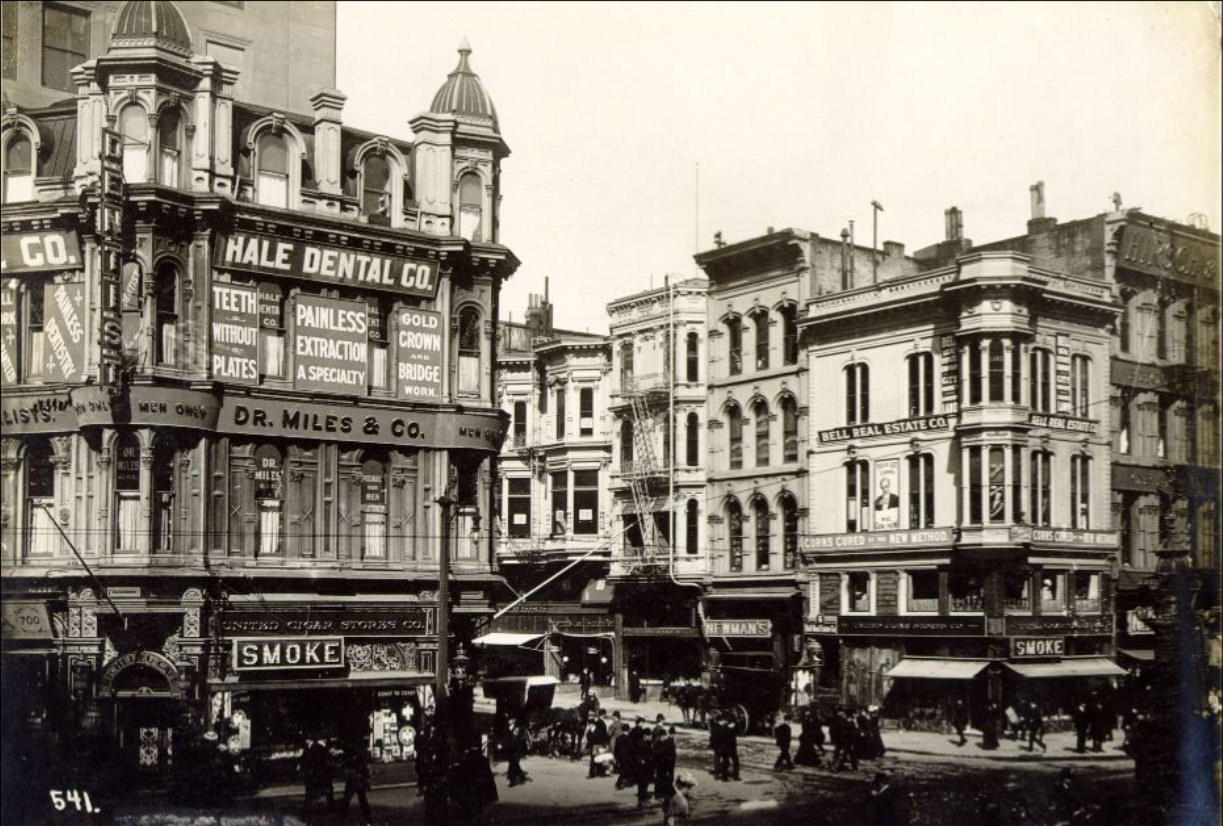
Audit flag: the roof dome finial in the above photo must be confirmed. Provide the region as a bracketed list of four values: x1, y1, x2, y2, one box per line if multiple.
[110, 0, 193, 57]
[429, 39, 499, 127]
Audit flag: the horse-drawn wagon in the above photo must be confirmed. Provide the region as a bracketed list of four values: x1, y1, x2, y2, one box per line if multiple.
[664, 651, 789, 735]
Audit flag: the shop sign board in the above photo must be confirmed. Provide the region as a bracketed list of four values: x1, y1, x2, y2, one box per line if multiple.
[0, 231, 82, 274]
[215, 232, 440, 299]
[396, 308, 443, 400]
[704, 619, 772, 638]
[805, 615, 840, 634]
[293, 294, 368, 393]
[99, 650, 180, 695]
[1005, 615, 1112, 636]
[70, 386, 219, 429]
[801, 527, 952, 551]
[1027, 413, 1098, 434]
[232, 637, 345, 671]
[42, 278, 86, 383]
[219, 609, 435, 637]
[1011, 637, 1066, 658]
[211, 282, 259, 383]
[1021, 527, 1117, 547]
[838, 616, 985, 636]
[1119, 221, 1219, 283]
[818, 413, 951, 444]
[0, 601, 54, 640]
[0, 391, 74, 433]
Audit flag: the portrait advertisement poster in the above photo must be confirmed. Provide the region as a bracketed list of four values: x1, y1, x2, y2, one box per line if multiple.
[210, 282, 259, 384]
[873, 458, 900, 531]
[292, 294, 368, 393]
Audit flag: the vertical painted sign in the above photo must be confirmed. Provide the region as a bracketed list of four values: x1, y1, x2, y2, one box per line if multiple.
[0, 281, 18, 387]
[293, 294, 368, 393]
[873, 459, 900, 531]
[396, 308, 443, 401]
[211, 282, 259, 383]
[43, 278, 86, 383]
[939, 334, 958, 409]
[1055, 333, 1071, 413]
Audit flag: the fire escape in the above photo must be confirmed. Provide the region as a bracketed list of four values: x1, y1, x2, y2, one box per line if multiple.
[620, 367, 673, 576]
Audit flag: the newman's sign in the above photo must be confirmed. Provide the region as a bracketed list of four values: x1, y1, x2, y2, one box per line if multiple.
[705, 619, 773, 638]
[216, 232, 439, 299]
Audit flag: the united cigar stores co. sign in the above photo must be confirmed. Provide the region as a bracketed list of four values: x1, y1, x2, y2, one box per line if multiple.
[231, 636, 346, 671]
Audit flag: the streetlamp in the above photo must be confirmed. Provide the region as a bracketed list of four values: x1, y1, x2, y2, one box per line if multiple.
[434, 493, 456, 711]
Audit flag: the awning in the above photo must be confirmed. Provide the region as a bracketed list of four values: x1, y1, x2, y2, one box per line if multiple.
[705, 587, 800, 601]
[1004, 658, 1126, 678]
[886, 658, 992, 680]
[582, 578, 614, 605]
[472, 632, 546, 647]
[1117, 648, 1155, 662]
[208, 670, 432, 691]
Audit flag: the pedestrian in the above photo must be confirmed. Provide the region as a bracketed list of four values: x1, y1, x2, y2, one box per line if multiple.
[1072, 701, 1089, 752]
[652, 713, 668, 744]
[337, 740, 372, 826]
[653, 725, 677, 816]
[608, 710, 625, 774]
[580, 667, 592, 701]
[629, 670, 644, 704]
[1089, 694, 1108, 752]
[708, 714, 727, 781]
[587, 709, 610, 778]
[724, 714, 741, 780]
[1025, 700, 1046, 752]
[631, 721, 654, 808]
[506, 718, 530, 787]
[981, 702, 1000, 750]
[301, 736, 335, 814]
[832, 708, 859, 771]
[1050, 767, 1076, 826]
[773, 714, 794, 771]
[869, 771, 907, 826]
[952, 699, 969, 747]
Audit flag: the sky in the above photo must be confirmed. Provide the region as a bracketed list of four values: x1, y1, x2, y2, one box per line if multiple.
[337, 1, 1222, 333]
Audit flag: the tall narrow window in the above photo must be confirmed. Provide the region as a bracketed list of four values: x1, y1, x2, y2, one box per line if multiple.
[114, 433, 142, 552]
[907, 352, 935, 417]
[1119, 301, 1132, 354]
[458, 173, 483, 241]
[507, 477, 530, 538]
[620, 421, 634, 468]
[846, 572, 871, 613]
[1155, 303, 1167, 359]
[359, 457, 387, 560]
[513, 400, 527, 447]
[25, 440, 56, 557]
[255, 132, 289, 208]
[781, 494, 798, 570]
[726, 317, 743, 376]
[968, 446, 983, 525]
[845, 460, 869, 532]
[1070, 355, 1091, 417]
[157, 109, 183, 188]
[1118, 394, 1132, 454]
[1012, 446, 1024, 522]
[579, 388, 594, 436]
[686, 332, 699, 382]
[152, 438, 174, 553]
[1070, 455, 1091, 528]
[154, 264, 178, 367]
[988, 446, 1006, 523]
[845, 363, 870, 424]
[1030, 451, 1052, 527]
[967, 343, 982, 405]
[685, 499, 699, 556]
[457, 308, 481, 395]
[753, 497, 770, 570]
[1010, 341, 1023, 403]
[987, 339, 1005, 402]
[907, 453, 934, 528]
[258, 283, 285, 378]
[727, 499, 743, 572]
[362, 154, 391, 220]
[42, 4, 89, 93]
[620, 341, 634, 391]
[3, 133, 34, 202]
[1157, 402, 1168, 459]
[686, 412, 699, 467]
[1029, 348, 1053, 413]
[550, 470, 568, 535]
[781, 397, 799, 463]
[555, 386, 566, 440]
[119, 105, 148, 183]
[752, 310, 769, 370]
[366, 297, 388, 391]
[573, 470, 598, 535]
[781, 305, 798, 366]
[727, 403, 742, 470]
[753, 400, 769, 467]
[25, 281, 45, 381]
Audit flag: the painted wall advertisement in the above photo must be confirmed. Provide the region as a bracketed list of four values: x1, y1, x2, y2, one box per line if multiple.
[1, 280, 18, 387]
[43, 278, 86, 384]
[211, 282, 259, 384]
[293, 294, 368, 393]
[873, 458, 900, 531]
[396, 308, 443, 400]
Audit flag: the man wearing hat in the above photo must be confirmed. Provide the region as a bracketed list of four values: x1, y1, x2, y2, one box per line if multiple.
[869, 771, 906, 826]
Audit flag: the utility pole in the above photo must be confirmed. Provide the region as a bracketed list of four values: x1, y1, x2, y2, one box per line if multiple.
[871, 200, 884, 284]
[435, 493, 455, 707]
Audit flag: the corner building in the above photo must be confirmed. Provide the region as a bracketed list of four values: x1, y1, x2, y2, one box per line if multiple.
[802, 248, 1119, 725]
[1, 2, 516, 788]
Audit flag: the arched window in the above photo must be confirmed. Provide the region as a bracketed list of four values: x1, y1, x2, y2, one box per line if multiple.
[157, 108, 185, 188]
[256, 132, 289, 207]
[753, 497, 770, 570]
[781, 304, 798, 365]
[726, 317, 742, 376]
[3, 132, 35, 202]
[362, 154, 391, 220]
[753, 400, 769, 466]
[752, 309, 769, 370]
[458, 172, 483, 241]
[845, 363, 869, 424]
[457, 307, 482, 395]
[781, 396, 798, 463]
[686, 332, 699, 382]
[621, 420, 635, 467]
[726, 498, 743, 572]
[25, 439, 56, 558]
[780, 494, 798, 570]
[359, 456, 387, 559]
[726, 402, 742, 470]
[685, 411, 700, 467]
[119, 104, 148, 183]
[114, 432, 142, 552]
[154, 263, 178, 367]
[685, 499, 699, 556]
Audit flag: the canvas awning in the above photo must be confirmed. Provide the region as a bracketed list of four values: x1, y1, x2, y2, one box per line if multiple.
[1004, 658, 1126, 678]
[471, 632, 546, 647]
[208, 670, 432, 691]
[886, 658, 993, 680]
[1117, 648, 1155, 662]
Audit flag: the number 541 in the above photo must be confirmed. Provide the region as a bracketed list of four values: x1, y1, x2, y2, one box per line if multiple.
[49, 789, 96, 813]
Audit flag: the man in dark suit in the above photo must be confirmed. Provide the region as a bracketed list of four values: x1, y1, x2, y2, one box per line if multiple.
[874, 477, 900, 511]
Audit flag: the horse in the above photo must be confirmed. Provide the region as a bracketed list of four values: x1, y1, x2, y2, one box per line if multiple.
[537, 694, 598, 760]
[662, 681, 716, 727]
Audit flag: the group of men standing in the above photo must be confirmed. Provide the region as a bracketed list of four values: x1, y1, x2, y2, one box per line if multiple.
[772, 706, 885, 773]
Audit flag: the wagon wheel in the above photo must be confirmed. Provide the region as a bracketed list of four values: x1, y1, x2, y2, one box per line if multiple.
[728, 704, 750, 736]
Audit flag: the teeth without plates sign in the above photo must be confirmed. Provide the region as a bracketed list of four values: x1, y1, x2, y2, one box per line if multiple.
[397, 308, 443, 400]
[293, 294, 368, 393]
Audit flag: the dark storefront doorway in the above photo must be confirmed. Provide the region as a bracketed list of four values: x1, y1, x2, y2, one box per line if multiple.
[111, 696, 182, 781]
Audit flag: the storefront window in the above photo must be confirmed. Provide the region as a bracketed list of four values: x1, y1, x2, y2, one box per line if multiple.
[1073, 571, 1100, 614]
[948, 571, 982, 612]
[1003, 569, 1031, 613]
[1039, 572, 1066, 613]
[507, 477, 530, 539]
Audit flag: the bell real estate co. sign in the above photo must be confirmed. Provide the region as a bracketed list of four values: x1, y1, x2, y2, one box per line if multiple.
[817, 414, 951, 444]
[704, 619, 773, 638]
[215, 232, 440, 299]
[232, 637, 345, 671]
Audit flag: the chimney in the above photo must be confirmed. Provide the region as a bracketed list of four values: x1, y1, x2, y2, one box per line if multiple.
[310, 89, 347, 196]
[1028, 181, 1057, 234]
[944, 207, 963, 242]
[883, 241, 905, 259]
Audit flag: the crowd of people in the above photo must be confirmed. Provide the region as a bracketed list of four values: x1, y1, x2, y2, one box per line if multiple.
[769, 705, 887, 773]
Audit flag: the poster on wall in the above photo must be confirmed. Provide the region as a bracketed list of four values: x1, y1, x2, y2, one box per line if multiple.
[211, 283, 259, 384]
[1, 280, 19, 387]
[396, 308, 443, 400]
[293, 294, 368, 394]
[43, 278, 87, 384]
[873, 458, 900, 531]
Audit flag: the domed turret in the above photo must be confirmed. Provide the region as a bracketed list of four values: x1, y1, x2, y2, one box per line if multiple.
[430, 39, 499, 127]
[110, 0, 193, 57]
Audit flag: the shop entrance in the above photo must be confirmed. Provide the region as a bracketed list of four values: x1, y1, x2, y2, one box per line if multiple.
[112, 696, 182, 780]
